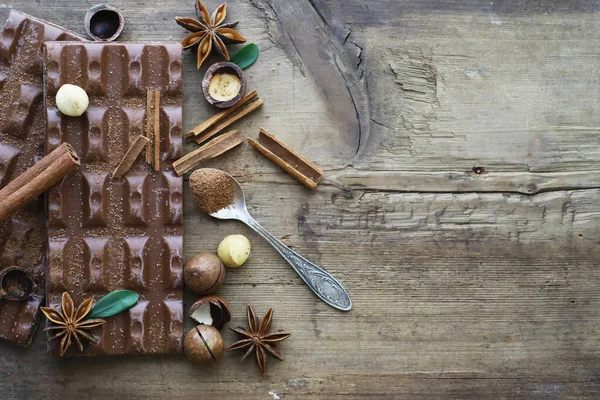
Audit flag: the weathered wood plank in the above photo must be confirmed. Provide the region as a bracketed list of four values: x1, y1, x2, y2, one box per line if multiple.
[4, 183, 600, 398]
[356, 16, 600, 172]
[309, 0, 600, 25]
[327, 169, 600, 194]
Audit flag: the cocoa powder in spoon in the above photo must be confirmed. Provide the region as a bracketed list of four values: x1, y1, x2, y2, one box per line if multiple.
[189, 169, 236, 214]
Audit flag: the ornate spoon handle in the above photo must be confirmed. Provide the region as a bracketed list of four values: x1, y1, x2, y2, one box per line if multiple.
[244, 216, 352, 311]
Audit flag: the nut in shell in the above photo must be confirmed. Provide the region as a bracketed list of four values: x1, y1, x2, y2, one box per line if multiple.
[184, 253, 226, 295]
[202, 62, 246, 108]
[0, 266, 35, 301]
[189, 296, 231, 330]
[84, 4, 125, 42]
[184, 325, 224, 365]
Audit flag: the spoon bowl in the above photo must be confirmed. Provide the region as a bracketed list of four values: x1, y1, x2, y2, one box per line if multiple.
[209, 176, 248, 221]
[203, 169, 352, 311]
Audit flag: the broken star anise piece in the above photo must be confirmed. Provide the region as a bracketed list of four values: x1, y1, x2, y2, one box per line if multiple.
[176, 0, 247, 69]
[41, 291, 106, 356]
[226, 305, 291, 376]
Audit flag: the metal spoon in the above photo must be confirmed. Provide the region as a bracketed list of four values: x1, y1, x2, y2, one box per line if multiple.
[207, 170, 352, 311]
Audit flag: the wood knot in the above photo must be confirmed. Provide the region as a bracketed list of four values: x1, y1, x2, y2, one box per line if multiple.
[526, 182, 538, 193]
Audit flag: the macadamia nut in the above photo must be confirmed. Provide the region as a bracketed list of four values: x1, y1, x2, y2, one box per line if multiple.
[217, 235, 251, 268]
[56, 84, 89, 117]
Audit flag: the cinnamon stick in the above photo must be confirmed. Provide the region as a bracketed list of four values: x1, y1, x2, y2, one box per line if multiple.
[0, 142, 80, 222]
[186, 89, 258, 139]
[145, 90, 154, 164]
[194, 98, 264, 145]
[112, 135, 150, 179]
[173, 130, 244, 176]
[248, 128, 323, 189]
[154, 90, 161, 171]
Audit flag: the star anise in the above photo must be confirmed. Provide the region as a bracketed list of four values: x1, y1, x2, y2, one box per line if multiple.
[226, 305, 291, 376]
[176, 0, 247, 69]
[41, 292, 106, 356]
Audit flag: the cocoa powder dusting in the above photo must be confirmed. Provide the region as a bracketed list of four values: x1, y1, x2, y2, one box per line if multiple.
[189, 169, 236, 214]
[5, 279, 26, 298]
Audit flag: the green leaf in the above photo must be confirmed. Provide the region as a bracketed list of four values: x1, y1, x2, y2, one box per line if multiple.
[230, 43, 259, 70]
[87, 290, 139, 319]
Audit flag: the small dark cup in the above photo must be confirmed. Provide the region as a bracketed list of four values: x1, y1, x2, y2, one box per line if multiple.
[0, 266, 36, 301]
[84, 4, 125, 42]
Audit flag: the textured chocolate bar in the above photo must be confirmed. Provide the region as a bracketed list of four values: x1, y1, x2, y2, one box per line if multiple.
[43, 42, 184, 356]
[0, 11, 85, 347]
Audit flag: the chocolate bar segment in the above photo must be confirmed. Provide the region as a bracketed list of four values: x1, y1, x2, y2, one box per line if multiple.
[0, 11, 85, 347]
[43, 42, 184, 356]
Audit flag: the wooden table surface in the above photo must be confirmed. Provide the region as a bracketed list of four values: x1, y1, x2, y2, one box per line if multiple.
[2, 1, 600, 398]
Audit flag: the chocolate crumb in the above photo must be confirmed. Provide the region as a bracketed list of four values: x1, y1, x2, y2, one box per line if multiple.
[189, 169, 236, 214]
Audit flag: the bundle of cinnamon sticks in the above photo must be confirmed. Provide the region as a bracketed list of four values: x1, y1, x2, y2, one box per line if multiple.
[186, 89, 263, 144]
[173, 89, 263, 176]
[175, 88, 323, 189]
[0, 143, 80, 222]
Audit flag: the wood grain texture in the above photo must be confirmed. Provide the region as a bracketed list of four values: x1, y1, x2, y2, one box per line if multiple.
[2, 0, 600, 398]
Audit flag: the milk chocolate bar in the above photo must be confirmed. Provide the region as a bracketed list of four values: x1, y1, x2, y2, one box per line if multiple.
[43, 41, 184, 356]
[0, 11, 85, 347]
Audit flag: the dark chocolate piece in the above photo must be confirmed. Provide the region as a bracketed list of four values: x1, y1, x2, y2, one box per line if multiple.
[43, 41, 184, 356]
[0, 10, 85, 347]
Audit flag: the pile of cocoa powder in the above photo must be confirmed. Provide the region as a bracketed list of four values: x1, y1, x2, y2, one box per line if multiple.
[189, 169, 236, 214]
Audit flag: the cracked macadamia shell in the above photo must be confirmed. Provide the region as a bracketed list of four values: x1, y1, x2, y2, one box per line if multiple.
[184, 253, 225, 295]
[202, 62, 246, 108]
[189, 295, 232, 330]
[184, 325, 224, 365]
[0, 266, 35, 301]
